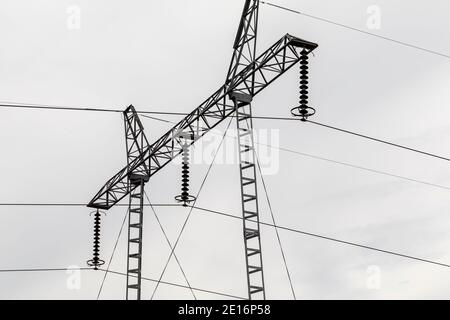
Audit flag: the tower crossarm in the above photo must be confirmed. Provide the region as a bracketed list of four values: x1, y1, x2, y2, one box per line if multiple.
[87, 34, 318, 210]
[124, 105, 151, 177]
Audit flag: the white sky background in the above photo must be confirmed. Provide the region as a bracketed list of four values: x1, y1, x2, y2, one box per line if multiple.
[1, 0, 450, 299]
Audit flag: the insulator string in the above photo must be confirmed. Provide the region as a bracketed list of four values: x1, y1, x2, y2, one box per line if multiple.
[175, 141, 196, 207]
[87, 209, 105, 270]
[291, 48, 316, 121]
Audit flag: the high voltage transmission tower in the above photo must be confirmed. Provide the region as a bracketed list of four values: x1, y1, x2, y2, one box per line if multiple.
[86, 0, 318, 300]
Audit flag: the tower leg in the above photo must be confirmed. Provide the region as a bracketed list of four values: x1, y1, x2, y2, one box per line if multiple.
[234, 94, 266, 300]
[126, 177, 145, 300]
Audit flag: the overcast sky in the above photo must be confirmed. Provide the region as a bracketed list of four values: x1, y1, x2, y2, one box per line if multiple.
[1, 0, 450, 300]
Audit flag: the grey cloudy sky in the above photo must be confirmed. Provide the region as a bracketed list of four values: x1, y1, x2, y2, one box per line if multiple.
[1, 0, 450, 299]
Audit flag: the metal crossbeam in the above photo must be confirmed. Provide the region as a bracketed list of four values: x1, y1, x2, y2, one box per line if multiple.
[232, 93, 265, 299]
[88, 34, 318, 210]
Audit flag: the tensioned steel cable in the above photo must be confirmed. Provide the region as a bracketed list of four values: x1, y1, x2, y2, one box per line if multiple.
[2, 121, 450, 203]
[241, 112, 296, 299]
[144, 190, 197, 300]
[305, 120, 450, 163]
[274, 144, 450, 191]
[4, 200, 450, 271]
[0, 101, 187, 116]
[2, 201, 450, 272]
[0, 101, 315, 120]
[150, 116, 235, 300]
[0, 267, 92, 273]
[245, 115, 450, 163]
[4, 101, 450, 164]
[0, 266, 243, 299]
[3, 203, 450, 293]
[97, 208, 129, 300]
[0, 200, 450, 272]
[139, 114, 174, 123]
[0, 102, 122, 113]
[235, 115, 450, 163]
[4, 199, 450, 274]
[0, 203, 182, 207]
[260, 1, 450, 59]
[201, 116, 450, 193]
[3, 109, 450, 280]
[3, 139, 450, 208]
[190, 206, 450, 269]
[255, 154, 296, 300]
[100, 269, 246, 300]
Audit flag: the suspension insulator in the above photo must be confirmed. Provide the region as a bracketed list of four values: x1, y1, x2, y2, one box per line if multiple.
[291, 49, 316, 122]
[175, 143, 196, 207]
[87, 209, 105, 270]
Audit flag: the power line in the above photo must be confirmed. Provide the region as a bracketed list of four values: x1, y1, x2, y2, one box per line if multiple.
[0, 265, 244, 299]
[0, 102, 187, 116]
[184, 115, 450, 194]
[0, 203, 181, 207]
[139, 114, 174, 123]
[0, 267, 92, 273]
[150, 116, 235, 300]
[4, 100, 450, 166]
[5, 200, 450, 273]
[144, 191, 197, 300]
[0, 101, 311, 121]
[261, 1, 450, 59]
[274, 144, 450, 192]
[306, 120, 450, 163]
[249, 115, 450, 164]
[97, 209, 129, 300]
[99, 268, 246, 300]
[3, 199, 450, 273]
[6, 198, 450, 271]
[3, 101, 450, 166]
[3, 143, 450, 211]
[190, 206, 450, 270]
[3, 130, 450, 210]
[255, 154, 296, 300]
[196, 116, 450, 192]
[0, 103, 122, 113]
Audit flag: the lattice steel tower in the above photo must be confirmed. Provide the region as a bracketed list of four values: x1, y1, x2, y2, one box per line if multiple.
[87, 0, 318, 300]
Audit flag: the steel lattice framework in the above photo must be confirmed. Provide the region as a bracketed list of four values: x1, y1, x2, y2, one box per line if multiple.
[87, 0, 318, 300]
[226, 0, 259, 86]
[123, 106, 150, 299]
[88, 34, 318, 210]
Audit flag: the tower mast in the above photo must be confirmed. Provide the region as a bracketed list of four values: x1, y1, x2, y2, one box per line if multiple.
[227, 0, 265, 300]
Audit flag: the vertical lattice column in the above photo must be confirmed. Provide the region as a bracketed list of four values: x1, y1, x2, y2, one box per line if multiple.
[126, 176, 145, 300]
[233, 92, 265, 300]
[123, 105, 150, 300]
